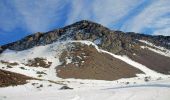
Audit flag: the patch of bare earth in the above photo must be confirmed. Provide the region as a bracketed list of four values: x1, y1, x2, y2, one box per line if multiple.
[24, 57, 52, 68]
[56, 43, 142, 80]
[127, 48, 170, 74]
[0, 69, 32, 87]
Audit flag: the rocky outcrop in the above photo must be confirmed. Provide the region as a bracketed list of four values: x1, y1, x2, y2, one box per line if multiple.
[24, 58, 52, 68]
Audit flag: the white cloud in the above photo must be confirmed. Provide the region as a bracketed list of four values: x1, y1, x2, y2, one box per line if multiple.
[0, 0, 69, 34]
[91, 0, 144, 26]
[66, 0, 145, 27]
[153, 28, 170, 36]
[121, 0, 170, 36]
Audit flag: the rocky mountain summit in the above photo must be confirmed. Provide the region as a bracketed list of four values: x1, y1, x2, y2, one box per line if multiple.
[1, 20, 170, 54]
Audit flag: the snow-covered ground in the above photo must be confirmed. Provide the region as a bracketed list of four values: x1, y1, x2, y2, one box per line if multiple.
[0, 79, 170, 100]
[1, 40, 170, 100]
[0, 41, 69, 81]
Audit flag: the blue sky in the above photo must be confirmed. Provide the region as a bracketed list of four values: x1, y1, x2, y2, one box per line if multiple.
[0, 0, 170, 45]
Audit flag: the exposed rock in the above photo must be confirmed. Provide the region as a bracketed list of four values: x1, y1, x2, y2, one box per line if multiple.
[60, 85, 73, 90]
[34, 32, 42, 39]
[24, 58, 52, 68]
[28, 37, 34, 42]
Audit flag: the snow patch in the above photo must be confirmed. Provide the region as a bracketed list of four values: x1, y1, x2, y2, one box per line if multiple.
[94, 38, 102, 45]
[66, 57, 72, 64]
[139, 40, 170, 57]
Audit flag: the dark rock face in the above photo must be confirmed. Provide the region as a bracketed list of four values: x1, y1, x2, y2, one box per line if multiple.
[0, 20, 170, 54]
[126, 32, 170, 49]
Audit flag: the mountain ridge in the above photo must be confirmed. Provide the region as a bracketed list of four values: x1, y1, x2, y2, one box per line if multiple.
[0, 20, 170, 54]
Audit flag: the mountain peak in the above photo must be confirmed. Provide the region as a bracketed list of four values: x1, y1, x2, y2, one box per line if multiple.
[71, 20, 101, 26]
[60, 20, 110, 32]
[0, 20, 170, 54]
[73, 20, 96, 24]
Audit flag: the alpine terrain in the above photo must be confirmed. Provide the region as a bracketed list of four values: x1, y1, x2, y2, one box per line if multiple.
[0, 20, 170, 100]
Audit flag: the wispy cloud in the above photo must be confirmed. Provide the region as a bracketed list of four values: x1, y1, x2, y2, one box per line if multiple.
[121, 0, 170, 36]
[91, 0, 145, 26]
[65, 0, 94, 25]
[14, 0, 70, 32]
[66, 0, 145, 27]
[0, 0, 69, 33]
[0, 1, 22, 32]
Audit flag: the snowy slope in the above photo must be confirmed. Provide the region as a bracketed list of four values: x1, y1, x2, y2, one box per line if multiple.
[0, 41, 70, 80]
[0, 40, 170, 80]
[1, 40, 170, 100]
